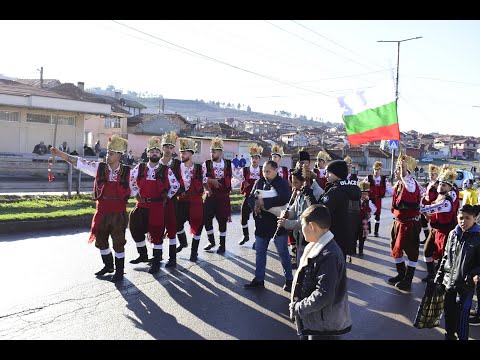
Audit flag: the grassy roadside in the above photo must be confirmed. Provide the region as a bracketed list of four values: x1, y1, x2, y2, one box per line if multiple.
[0, 192, 244, 222]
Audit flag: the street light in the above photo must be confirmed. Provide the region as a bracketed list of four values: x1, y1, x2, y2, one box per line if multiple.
[377, 36, 422, 180]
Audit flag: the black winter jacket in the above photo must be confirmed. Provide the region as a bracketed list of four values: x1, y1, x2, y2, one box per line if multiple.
[318, 179, 361, 256]
[434, 223, 480, 293]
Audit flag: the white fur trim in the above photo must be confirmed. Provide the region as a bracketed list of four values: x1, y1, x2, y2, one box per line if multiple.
[424, 256, 433, 263]
[169, 238, 177, 245]
[394, 257, 405, 264]
[135, 240, 146, 248]
[177, 229, 186, 235]
[407, 260, 418, 268]
[114, 252, 125, 259]
[193, 235, 201, 240]
[153, 244, 163, 250]
[219, 231, 227, 237]
[206, 229, 214, 235]
[242, 224, 249, 229]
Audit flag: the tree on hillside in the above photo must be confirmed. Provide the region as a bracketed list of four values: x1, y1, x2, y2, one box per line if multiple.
[106, 85, 115, 92]
[247, 105, 251, 112]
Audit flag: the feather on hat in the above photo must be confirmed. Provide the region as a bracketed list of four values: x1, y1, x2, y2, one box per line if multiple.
[146, 136, 162, 151]
[161, 131, 177, 147]
[316, 150, 331, 162]
[248, 143, 263, 158]
[210, 137, 224, 150]
[107, 135, 128, 154]
[271, 144, 284, 157]
[396, 152, 417, 173]
[179, 137, 198, 153]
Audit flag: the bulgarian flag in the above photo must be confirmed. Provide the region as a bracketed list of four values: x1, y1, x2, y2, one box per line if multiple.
[338, 81, 400, 146]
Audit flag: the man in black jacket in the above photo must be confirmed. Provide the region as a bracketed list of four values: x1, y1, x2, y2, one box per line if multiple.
[244, 160, 293, 291]
[319, 160, 361, 259]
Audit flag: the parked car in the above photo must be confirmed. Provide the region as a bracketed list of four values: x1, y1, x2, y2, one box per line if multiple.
[455, 169, 474, 188]
[421, 157, 433, 162]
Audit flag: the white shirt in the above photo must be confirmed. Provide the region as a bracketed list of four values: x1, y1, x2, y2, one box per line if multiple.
[130, 162, 180, 199]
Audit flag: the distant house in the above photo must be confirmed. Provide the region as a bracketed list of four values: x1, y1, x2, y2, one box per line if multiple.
[280, 132, 308, 147]
[0, 79, 110, 154]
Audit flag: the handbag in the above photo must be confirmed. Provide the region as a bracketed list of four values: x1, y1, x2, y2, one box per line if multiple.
[413, 281, 445, 329]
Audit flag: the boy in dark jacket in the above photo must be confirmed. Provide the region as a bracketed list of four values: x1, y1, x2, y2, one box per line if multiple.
[290, 204, 352, 340]
[434, 204, 480, 340]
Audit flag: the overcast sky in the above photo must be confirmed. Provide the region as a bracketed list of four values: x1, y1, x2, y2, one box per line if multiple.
[2, 20, 479, 137]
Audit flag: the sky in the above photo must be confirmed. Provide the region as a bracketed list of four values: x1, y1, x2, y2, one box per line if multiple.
[2, 20, 480, 137]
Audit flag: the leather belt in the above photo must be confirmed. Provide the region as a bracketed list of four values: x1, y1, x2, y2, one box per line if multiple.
[394, 215, 421, 222]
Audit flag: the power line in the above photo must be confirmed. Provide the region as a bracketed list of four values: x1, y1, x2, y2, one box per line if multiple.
[111, 20, 336, 98]
[264, 20, 379, 72]
[404, 75, 480, 87]
[290, 20, 389, 71]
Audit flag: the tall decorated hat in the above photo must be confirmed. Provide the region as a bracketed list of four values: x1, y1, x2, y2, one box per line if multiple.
[316, 150, 331, 162]
[107, 135, 128, 154]
[179, 137, 198, 154]
[396, 152, 417, 173]
[428, 164, 439, 174]
[271, 144, 284, 157]
[161, 131, 177, 147]
[373, 161, 383, 169]
[437, 164, 457, 186]
[210, 137, 224, 150]
[146, 136, 162, 151]
[359, 181, 371, 192]
[248, 143, 263, 158]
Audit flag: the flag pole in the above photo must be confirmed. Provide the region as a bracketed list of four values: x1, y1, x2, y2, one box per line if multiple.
[377, 36, 422, 181]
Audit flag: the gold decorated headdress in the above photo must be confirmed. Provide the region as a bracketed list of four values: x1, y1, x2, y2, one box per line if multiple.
[359, 181, 371, 192]
[344, 156, 353, 165]
[161, 131, 177, 147]
[146, 136, 162, 151]
[437, 165, 456, 186]
[271, 144, 284, 157]
[373, 161, 383, 169]
[316, 150, 331, 162]
[428, 164, 438, 174]
[396, 152, 417, 173]
[210, 137, 224, 150]
[248, 143, 263, 158]
[107, 135, 128, 154]
[179, 137, 198, 153]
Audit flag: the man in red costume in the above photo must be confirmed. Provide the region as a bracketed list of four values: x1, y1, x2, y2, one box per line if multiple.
[175, 138, 205, 262]
[388, 154, 422, 291]
[362, 161, 393, 237]
[420, 165, 459, 282]
[129, 136, 181, 274]
[239, 143, 264, 246]
[50, 135, 131, 282]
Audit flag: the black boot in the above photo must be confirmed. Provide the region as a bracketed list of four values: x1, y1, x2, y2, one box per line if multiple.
[165, 245, 177, 268]
[368, 221, 371, 234]
[95, 252, 114, 276]
[111, 257, 124, 282]
[358, 239, 365, 256]
[129, 245, 149, 264]
[204, 233, 216, 251]
[396, 266, 416, 291]
[148, 248, 162, 274]
[217, 236, 226, 254]
[190, 239, 200, 262]
[422, 261, 436, 282]
[176, 232, 188, 253]
[388, 262, 406, 284]
[374, 223, 380, 237]
[239, 227, 249, 245]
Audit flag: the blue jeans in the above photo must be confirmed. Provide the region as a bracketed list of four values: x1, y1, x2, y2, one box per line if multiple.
[254, 234, 293, 283]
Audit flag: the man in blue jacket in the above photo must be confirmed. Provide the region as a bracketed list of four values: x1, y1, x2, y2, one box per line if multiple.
[244, 160, 293, 291]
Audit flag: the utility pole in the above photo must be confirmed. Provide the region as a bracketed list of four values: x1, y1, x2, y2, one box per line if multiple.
[378, 36, 422, 180]
[37, 66, 44, 88]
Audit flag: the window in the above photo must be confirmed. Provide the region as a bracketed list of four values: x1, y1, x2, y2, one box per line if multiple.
[104, 117, 121, 128]
[0, 110, 19, 122]
[26, 113, 75, 126]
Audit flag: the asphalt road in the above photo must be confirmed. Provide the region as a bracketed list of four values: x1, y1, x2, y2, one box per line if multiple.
[1, 197, 479, 340]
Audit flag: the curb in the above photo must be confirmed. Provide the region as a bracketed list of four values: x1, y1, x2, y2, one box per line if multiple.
[0, 205, 242, 234]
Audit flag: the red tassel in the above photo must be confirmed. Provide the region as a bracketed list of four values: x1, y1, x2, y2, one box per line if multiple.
[48, 160, 54, 182]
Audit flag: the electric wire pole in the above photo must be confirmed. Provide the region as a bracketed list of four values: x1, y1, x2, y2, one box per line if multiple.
[377, 36, 422, 180]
